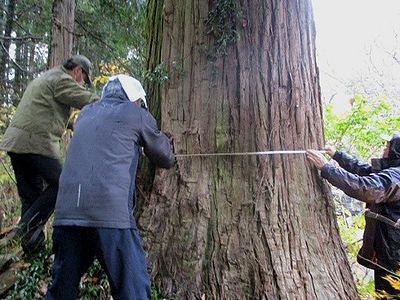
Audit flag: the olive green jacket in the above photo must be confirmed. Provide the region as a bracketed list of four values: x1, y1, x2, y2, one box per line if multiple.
[0, 66, 99, 159]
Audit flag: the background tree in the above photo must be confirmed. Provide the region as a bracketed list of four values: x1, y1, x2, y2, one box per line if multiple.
[0, 1, 148, 297]
[0, 0, 147, 108]
[0, 0, 52, 107]
[140, 0, 358, 298]
[0, 0, 16, 88]
[48, 0, 75, 68]
[74, 0, 147, 77]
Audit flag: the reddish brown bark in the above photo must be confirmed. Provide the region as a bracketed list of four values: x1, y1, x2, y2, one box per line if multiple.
[141, 1, 358, 299]
[48, 0, 75, 68]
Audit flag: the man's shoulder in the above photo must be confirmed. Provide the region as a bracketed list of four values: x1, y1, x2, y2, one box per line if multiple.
[22, 67, 68, 94]
[40, 66, 69, 81]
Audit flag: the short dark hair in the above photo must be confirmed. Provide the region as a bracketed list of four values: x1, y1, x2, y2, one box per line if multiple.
[63, 58, 79, 70]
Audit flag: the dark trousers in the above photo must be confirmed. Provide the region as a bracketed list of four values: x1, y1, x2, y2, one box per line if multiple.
[46, 226, 151, 300]
[375, 269, 400, 299]
[8, 152, 61, 253]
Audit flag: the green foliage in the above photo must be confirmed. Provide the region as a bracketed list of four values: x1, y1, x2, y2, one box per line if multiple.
[143, 63, 170, 84]
[324, 95, 400, 160]
[4, 248, 52, 300]
[337, 212, 364, 257]
[14, 0, 53, 69]
[1, 0, 148, 107]
[151, 284, 177, 300]
[79, 259, 110, 299]
[205, 0, 239, 58]
[358, 280, 375, 298]
[1, 248, 174, 299]
[75, 0, 147, 80]
[0, 151, 19, 229]
[0, 0, 52, 105]
[324, 95, 400, 297]
[336, 206, 375, 297]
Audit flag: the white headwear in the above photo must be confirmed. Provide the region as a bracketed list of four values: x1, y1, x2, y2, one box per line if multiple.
[103, 74, 147, 108]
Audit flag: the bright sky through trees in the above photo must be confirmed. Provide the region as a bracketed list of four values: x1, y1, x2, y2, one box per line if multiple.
[312, 0, 400, 111]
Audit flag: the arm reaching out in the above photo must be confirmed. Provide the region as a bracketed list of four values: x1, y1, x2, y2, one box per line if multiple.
[306, 149, 329, 169]
[325, 146, 336, 158]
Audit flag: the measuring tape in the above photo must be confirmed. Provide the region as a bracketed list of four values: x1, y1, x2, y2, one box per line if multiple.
[175, 150, 326, 158]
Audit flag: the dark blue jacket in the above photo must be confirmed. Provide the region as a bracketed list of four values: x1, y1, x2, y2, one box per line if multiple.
[321, 151, 400, 269]
[54, 94, 175, 229]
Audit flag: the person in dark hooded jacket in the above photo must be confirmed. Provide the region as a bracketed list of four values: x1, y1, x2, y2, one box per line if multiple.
[45, 75, 175, 300]
[307, 134, 400, 297]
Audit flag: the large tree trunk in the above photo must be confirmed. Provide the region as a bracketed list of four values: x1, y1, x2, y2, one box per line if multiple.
[48, 0, 75, 68]
[141, 0, 358, 299]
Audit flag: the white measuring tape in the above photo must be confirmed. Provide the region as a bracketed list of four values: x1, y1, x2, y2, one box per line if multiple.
[175, 150, 326, 158]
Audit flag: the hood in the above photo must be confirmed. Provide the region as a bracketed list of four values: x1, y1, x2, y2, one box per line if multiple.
[388, 135, 400, 161]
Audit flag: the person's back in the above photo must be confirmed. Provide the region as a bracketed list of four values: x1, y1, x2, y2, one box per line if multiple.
[55, 89, 174, 228]
[2, 64, 98, 159]
[46, 75, 175, 300]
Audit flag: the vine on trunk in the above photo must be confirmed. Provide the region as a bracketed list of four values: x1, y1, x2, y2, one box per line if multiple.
[204, 0, 239, 59]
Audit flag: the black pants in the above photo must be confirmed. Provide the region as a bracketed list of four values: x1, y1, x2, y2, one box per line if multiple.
[46, 226, 151, 300]
[8, 152, 61, 253]
[375, 269, 400, 299]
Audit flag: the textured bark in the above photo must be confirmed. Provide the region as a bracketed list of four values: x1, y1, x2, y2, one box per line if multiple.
[136, 0, 166, 221]
[145, 0, 165, 123]
[141, 1, 358, 299]
[48, 0, 75, 68]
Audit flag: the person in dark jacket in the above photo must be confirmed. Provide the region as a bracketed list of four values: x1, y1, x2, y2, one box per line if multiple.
[0, 55, 98, 255]
[306, 134, 400, 297]
[45, 75, 175, 300]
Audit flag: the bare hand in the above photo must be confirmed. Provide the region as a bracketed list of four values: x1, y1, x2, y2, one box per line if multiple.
[306, 149, 329, 170]
[325, 146, 336, 158]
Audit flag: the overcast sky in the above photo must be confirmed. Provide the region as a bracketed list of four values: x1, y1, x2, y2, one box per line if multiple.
[311, 0, 400, 108]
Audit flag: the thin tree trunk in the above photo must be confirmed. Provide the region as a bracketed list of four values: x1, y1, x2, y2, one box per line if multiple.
[0, 0, 16, 90]
[0, 0, 4, 34]
[48, 0, 75, 68]
[28, 42, 35, 76]
[14, 38, 22, 98]
[141, 0, 358, 299]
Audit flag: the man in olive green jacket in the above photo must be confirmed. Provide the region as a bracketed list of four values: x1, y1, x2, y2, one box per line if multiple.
[0, 55, 99, 255]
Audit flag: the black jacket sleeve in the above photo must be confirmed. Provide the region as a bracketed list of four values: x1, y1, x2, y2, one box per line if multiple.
[321, 164, 400, 204]
[333, 151, 373, 176]
[140, 111, 175, 169]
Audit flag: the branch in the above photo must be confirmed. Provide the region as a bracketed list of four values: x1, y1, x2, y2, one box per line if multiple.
[0, 35, 42, 41]
[357, 253, 400, 277]
[0, 40, 31, 74]
[385, 49, 400, 65]
[74, 19, 116, 52]
[365, 209, 400, 229]
[74, 19, 136, 74]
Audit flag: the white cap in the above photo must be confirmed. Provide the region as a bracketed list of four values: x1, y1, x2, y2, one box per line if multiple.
[104, 74, 147, 108]
[380, 133, 392, 142]
[380, 132, 400, 142]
